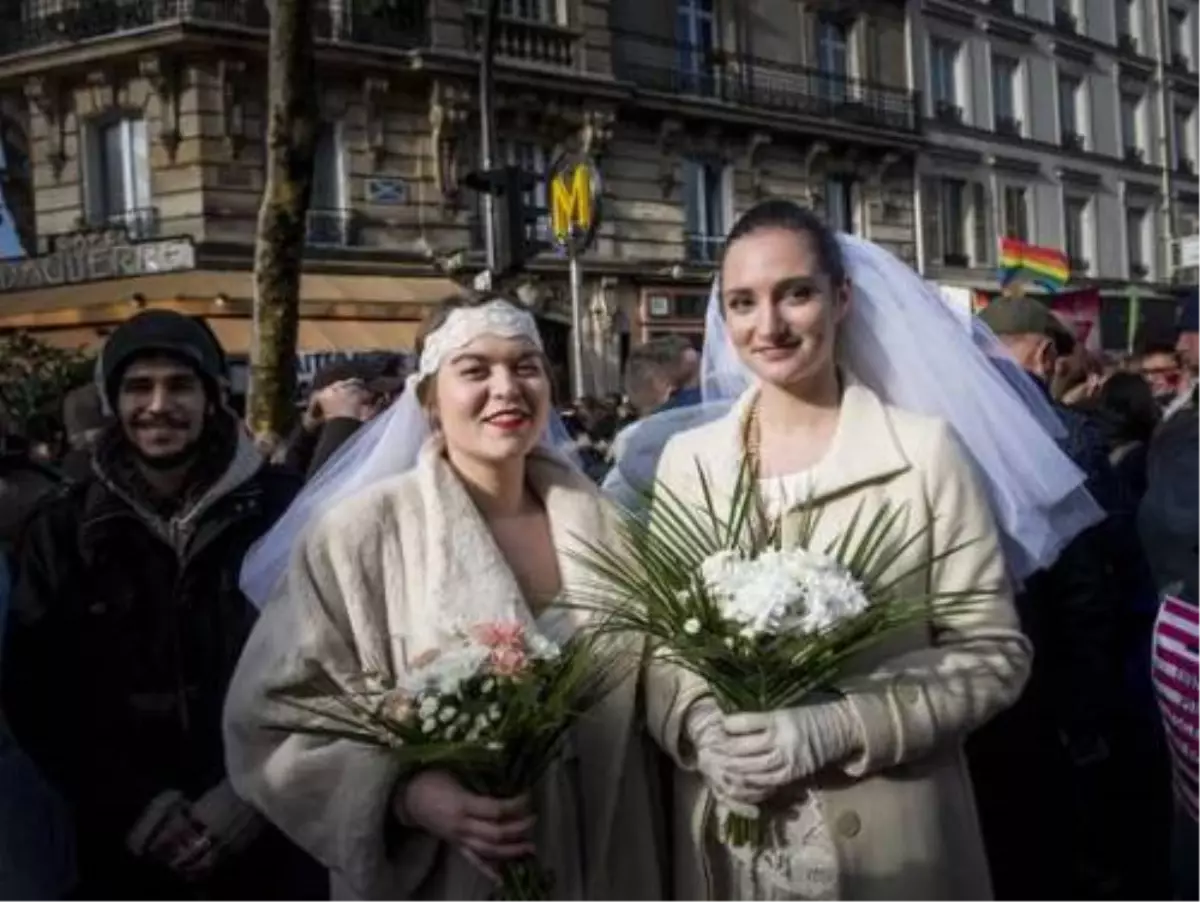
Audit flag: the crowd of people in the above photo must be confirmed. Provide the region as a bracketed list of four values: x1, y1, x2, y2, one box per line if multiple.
[0, 198, 1194, 902]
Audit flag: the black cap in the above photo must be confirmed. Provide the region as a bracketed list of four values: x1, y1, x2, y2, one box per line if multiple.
[97, 310, 226, 412]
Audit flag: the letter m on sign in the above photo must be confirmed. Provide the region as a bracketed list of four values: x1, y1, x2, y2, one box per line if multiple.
[550, 165, 592, 245]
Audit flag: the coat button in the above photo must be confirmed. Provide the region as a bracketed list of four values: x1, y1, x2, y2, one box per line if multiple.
[836, 811, 862, 839]
[898, 683, 920, 704]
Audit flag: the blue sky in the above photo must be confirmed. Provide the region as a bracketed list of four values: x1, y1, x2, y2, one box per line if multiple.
[0, 142, 24, 259]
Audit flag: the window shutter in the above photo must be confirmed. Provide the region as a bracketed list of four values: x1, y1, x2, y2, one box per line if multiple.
[973, 181, 992, 266]
[921, 177, 942, 265]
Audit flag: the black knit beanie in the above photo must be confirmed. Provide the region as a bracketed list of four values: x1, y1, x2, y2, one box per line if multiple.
[97, 310, 227, 413]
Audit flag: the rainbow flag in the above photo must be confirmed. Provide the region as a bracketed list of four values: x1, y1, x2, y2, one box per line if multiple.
[998, 238, 1070, 292]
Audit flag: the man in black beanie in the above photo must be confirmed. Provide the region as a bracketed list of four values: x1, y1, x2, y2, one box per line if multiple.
[2, 310, 319, 899]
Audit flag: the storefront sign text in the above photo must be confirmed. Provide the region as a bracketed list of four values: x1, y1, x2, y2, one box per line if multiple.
[0, 237, 196, 293]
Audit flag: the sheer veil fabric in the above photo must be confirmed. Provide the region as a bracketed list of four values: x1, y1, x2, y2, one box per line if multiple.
[691, 233, 1102, 581]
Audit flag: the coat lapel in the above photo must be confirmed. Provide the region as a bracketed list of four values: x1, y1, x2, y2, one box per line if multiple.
[408, 443, 634, 871]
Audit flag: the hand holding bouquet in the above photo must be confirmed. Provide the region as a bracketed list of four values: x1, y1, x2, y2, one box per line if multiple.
[572, 463, 989, 849]
[266, 618, 618, 899]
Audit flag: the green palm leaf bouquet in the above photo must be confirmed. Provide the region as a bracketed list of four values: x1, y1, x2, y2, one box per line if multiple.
[570, 460, 991, 850]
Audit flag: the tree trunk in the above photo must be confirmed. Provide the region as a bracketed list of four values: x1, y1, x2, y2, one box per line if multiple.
[247, 0, 317, 445]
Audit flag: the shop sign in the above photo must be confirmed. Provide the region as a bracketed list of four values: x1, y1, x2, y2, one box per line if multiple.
[0, 232, 195, 293]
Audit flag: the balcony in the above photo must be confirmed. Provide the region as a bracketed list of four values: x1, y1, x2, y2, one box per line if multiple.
[685, 233, 725, 264]
[0, 0, 426, 57]
[1062, 130, 1085, 152]
[995, 115, 1022, 137]
[1054, 8, 1078, 34]
[464, 6, 578, 68]
[611, 31, 920, 135]
[934, 101, 964, 125]
[1124, 145, 1144, 164]
[84, 206, 161, 242]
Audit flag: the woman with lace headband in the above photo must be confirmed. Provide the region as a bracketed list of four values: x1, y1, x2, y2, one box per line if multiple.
[224, 293, 665, 900]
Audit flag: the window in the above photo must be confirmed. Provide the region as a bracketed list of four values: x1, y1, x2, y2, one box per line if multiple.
[992, 55, 1019, 129]
[825, 176, 857, 234]
[499, 0, 558, 22]
[676, 0, 715, 94]
[922, 177, 993, 268]
[1117, 0, 1138, 39]
[817, 16, 850, 104]
[1064, 195, 1090, 268]
[1174, 105, 1194, 169]
[1003, 185, 1029, 241]
[1058, 73, 1081, 140]
[308, 123, 348, 246]
[1168, 8, 1187, 60]
[1126, 206, 1147, 276]
[930, 38, 959, 109]
[85, 116, 152, 238]
[683, 158, 727, 262]
[1121, 93, 1142, 154]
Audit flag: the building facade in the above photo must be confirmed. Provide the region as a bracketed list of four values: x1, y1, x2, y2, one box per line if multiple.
[914, 0, 1199, 345]
[0, 0, 922, 395]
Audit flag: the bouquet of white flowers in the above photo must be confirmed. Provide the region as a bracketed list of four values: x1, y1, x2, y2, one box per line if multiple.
[266, 619, 619, 899]
[571, 462, 988, 849]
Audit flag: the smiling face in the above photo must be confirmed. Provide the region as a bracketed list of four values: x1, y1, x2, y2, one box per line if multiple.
[116, 355, 209, 467]
[430, 333, 551, 466]
[720, 227, 850, 393]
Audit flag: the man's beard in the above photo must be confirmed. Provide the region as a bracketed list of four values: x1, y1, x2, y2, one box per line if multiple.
[126, 415, 205, 471]
[132, 440, 203, 471]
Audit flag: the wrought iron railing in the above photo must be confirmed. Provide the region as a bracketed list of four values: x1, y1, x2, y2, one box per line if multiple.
[0, 0, 426, 55]
[611, 30, 920, 134]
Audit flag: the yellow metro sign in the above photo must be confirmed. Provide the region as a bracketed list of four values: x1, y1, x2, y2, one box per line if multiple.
[547, 154, 600, 255]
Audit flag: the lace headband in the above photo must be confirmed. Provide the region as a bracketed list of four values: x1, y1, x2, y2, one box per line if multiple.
[417, 300, 543, 378]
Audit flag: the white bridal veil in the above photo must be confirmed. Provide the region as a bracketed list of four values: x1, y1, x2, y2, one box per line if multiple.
[240, 302, 581, 609]
[698, 233, 1103, 580]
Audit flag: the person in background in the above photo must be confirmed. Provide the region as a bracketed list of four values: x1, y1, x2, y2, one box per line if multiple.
[1137, 348, 1198, 901]
[59, 383, 109, 482]
[1134, 328, 1185, 411]
[0, 428, 73, 899]
[2, 310, 319, 899]
[280, 360, 399, 480]
[1163, 290, 1198, 421]
[971, 296, 1125, 899]
[1086, 372, 1174, 896]
[602, 336, 706, 512]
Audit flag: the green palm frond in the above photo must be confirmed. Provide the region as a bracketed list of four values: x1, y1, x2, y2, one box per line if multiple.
[569, 454, 993, 712]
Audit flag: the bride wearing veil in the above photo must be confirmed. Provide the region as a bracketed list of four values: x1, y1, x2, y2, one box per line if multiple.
[642, 200, 1101, 900]
[223, 293, 665, 900]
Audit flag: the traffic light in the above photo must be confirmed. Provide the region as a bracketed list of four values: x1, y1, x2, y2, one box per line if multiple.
[464, 165, 546, 276]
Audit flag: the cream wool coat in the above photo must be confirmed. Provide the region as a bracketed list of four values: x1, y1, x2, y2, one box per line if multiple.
[649, 380, 1033, 901]
[222, 444, 666, 900]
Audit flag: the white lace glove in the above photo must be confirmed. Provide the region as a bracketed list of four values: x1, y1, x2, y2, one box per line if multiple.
[683, 696, 760, 819]
[710, 699, 865, 805]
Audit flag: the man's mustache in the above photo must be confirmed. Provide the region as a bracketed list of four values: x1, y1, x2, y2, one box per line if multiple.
[131, 414, 192, 430]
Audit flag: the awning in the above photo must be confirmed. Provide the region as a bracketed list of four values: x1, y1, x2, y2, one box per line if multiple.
[0, 270, 460, 327]
[33, 318, 419, 354]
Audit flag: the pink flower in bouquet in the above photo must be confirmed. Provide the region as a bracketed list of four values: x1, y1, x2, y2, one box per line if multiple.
[473, 621, 531, 677]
